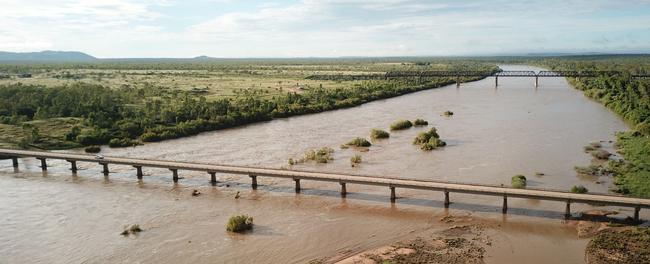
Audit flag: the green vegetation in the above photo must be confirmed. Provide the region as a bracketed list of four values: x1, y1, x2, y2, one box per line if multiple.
[291, 147, 335, 164]
[350, 154, 362, 167]
[346, 137, 371, 147]
[226, 215, 254, 233]
[608, 132, 650, 196]
[574, 164, 611, 176]
[413, 127, 446, 150]
[0, 60, 497, 150]
[370, 129, 390, 139]
[443, 111, 454, 116]
[84, 145, 101, 153]
[590, 149, 611, 160]
[390, 120, 413, 130]
[571, 185, 589, 194]
[413, 119, 428, 126]
[586, 228, 650, 264]
[511, 175, 527, 189]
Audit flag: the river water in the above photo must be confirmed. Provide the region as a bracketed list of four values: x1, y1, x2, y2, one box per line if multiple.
[0, 65, 640, 263]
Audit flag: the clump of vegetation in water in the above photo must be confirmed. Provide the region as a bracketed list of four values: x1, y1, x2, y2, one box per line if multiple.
[571, 185, 589, 194]
[350, 154, 362, 167]
[121, 224, 143, 236]
[590, 149, 611, 160]
[574, 164, 613, 177]
[390, 120, 413, 130]
[84, 145, 101, 153]
[370, 129, 390, 139]
[226, 215, 254, 233]
[413, 127, 446, 150]
[584, 142, 602, 152]
[413, 119, 428, 126]
[586, 228, 650, 264]
[511, 175, 527, 188]
[443, 111, 454, 116]
[346, 137, 371, 147]
[291, 147, 335, 164]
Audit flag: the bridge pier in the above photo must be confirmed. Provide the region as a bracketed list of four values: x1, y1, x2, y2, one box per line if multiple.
[67, 160, 77, 173]
[294, 178, 301, 193]
[11, 157, 18, 168]
[495, 76, 498, 87]
[170, 168, 178, 183]
[390, 186, 396, 203]
[565, 201, 571, 218]
[456, 76, 460, 87]
[37, 158, 47, 171]
[502, 195, 508, 214]
[209, 171, 217, 185]
[250, 175, 258, 189]
[101, 163, 109, 176]
[134, 166, 143, 180]
[444, 191, 450, 208]
[535, 76, 539, 88]
[635, 206, 641, 222]
[340, 182, 347, 197]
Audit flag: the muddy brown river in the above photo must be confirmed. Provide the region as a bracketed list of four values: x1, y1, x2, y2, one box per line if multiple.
[0, 65, 644, 263]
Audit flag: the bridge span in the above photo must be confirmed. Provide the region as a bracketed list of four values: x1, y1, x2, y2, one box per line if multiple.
[307, 70, 649, 87]
[1, 148, 649, 222]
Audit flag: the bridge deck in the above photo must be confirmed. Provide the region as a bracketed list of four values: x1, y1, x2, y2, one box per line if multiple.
[2, 148, 649, 217]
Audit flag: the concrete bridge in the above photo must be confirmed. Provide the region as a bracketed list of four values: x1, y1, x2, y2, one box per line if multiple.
[2, 148, 649, 222]
[307, 70, 649, 87]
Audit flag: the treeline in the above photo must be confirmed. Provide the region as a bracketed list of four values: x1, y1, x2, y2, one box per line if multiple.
[535, 56, 650, 197]
[0, 64, 496, 149]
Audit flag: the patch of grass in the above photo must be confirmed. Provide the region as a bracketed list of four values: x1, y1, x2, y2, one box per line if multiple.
[413, 127, 446, 150]
[511, 175, 527, 189]
[301, 147, 335, 163]
[608, 132, 650, 198]
[370, 129, 390, 139]
[226, 215, 254, 233]
[350, 154, 362, 167]
[390, 120, 413, 130]
[346, 137, 372, 147]
[84, 145, 101, 153]
[586, 228, 650, 264]
[571, 185, 589, 194]
[590, 149, 611, 160]
[413, 119, 428, 126]
[574, 165, 610, 176]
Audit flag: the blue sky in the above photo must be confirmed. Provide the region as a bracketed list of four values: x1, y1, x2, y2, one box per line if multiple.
[1, 0, 650, 58]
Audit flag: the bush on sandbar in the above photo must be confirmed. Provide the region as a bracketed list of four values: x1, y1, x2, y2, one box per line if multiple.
[571, 185, 588, 194]
[350, 154, 362, 167]
[84, 145, 101, 153]
[370, 129, 390, 139]
[413, 119, 428, 126]
[413, 127, 446, 150]
[590, 149, 611, 160]
[226, 215, 254, 233]
[346, 137, 372, 147]
[390, 120, 413, 130]
[511, 175, 527, 188]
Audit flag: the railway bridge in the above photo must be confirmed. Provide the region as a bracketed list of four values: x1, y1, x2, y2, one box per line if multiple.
[2, 148, 649, 222]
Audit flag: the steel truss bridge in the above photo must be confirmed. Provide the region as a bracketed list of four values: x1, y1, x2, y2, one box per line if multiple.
[307, 71, 650, 87]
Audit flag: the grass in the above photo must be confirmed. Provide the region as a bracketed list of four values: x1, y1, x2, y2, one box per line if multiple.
[346, 137, 372, 147]
[586, 228, 650, 264]
[0, 118, 85, 150]
[571, 185, 589, 193]
[591, 149, 611, 160]
[413, 127, 446, 150]
[226, 215, 254, 233]
[293, 147, 335, 164]
[350, 154, 362, 167]
[413, 119, 428, 126]
[608, 132, 650, 198]
[390, 120, 413, 130]
[574, 164, 610, 176]
[511, 175, 527, 189]
[370, 129, 390, 139]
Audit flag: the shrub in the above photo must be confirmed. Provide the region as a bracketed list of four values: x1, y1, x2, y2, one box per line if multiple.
[84, 145, 101, 153]
[390, 120, 413, 130]
[226, 215, 253, 233]
[574, 165, 610, 176]
[413, 127, 446, 150]
[590, 149, 611, 160]
[370, 129, 390, 139]
[636, 122, 650, 136]
[121, 224, 143, 236]
[413, 119, 428, 126]
[443, 111, 454, 116]
[304, 147, 334, 163]
[511, 175, 527, 188]
[571, 185, 588, 194]
[109, 138, 141, 148]
[350, 154, 362, 166]
[346, 137, 371, 147]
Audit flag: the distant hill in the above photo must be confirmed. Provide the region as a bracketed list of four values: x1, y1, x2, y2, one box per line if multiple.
[0, 50, 97, 62]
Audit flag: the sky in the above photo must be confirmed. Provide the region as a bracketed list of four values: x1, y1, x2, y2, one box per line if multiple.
[1, 0, 650, 58]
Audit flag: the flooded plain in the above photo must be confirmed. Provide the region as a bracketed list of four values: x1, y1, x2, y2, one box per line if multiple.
[0, 65, 643, 263]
